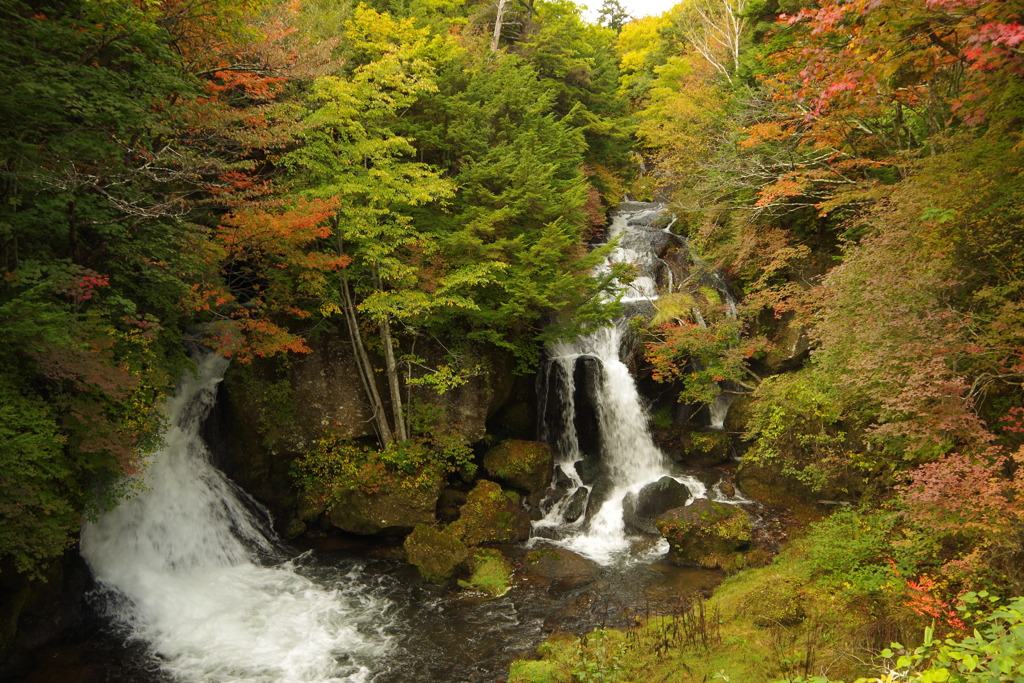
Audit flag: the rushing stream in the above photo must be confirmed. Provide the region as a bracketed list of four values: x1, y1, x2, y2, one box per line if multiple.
[79, 352, 397, 682]
[20, 203, 745, 682]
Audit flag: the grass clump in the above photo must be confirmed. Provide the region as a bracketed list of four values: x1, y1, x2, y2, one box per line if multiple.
[458, 548, 513, 597]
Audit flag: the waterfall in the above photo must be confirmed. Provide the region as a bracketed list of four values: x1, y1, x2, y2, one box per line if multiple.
[533, 203, 708, 565]
[80, 351, 395, 683]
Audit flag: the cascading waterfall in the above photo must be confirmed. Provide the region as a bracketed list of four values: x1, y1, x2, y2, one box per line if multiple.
[80, 351, 395, 683]
[533, 203, 708, 565]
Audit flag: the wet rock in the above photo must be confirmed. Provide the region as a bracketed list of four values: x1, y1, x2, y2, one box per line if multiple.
[327, 481, 441, 535]
[449, 480, 531, 546]
[483, 440, 554, 495]
[574, 456, 601, 485]
[573, 356, 604, 458]
[404, 524, 469, 584]
[622, 477, 692, 534]
[563, 488, 589, 524]
[655, 499, 752, 568]
[553, 467, 574, 490]
[584, 479, 613, 521]
[522, 546, 597, 589]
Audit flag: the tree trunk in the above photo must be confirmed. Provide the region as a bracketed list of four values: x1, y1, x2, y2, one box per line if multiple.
[375, 271, 408, 442]
[340, 272, 394, 446]
[491, 0, 508, 52]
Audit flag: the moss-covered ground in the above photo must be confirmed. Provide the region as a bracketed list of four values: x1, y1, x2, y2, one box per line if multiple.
[509, 527, 929, 683]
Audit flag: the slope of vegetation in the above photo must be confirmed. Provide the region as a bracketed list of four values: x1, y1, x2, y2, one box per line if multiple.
[514, 0, 1024, 679]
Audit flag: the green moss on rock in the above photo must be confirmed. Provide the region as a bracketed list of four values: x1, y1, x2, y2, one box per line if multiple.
[482, 440, 554, 494]
[655, 499, 752, 568]
[403, 524, 469, 584]
[450, 480, 531, 546]
[458, 548, 513, 597]
[508, 659, 565, 683]
[328, 480, 442, 535]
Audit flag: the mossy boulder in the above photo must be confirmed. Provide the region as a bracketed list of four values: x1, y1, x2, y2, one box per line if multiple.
[458, 548, 514, 597]
[403, 524, 469, 584]
[736, 458, 862, 508]
[483, 440, 554, 495]
[450, 480, 531, 546]
[327, 480, 442, 535]
[679, 431, 733, 468]
[655, 499, 752, 567]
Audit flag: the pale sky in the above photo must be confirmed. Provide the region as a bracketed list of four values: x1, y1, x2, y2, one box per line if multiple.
[581, 0, 679, 23]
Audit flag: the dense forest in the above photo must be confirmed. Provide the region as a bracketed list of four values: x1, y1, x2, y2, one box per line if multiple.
[1, 0, 1023, 679]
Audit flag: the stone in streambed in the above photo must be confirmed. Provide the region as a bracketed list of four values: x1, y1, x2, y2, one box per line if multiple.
[623, 476, 692, 534]
[449, 480, 531, 546]
[483, 440, 554, 495]
[403, 524, 469, 584]
[327, 480, 441, 535]
[562, 488, 589, 524]
[522, 545, 597, 589]
[655, 499, 752, 568]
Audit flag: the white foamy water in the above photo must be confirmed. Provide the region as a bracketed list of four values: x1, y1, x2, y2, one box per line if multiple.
[533, 203, 711, 565]
[80, 352, 394, 683]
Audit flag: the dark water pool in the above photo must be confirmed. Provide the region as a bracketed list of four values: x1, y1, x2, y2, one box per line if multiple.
[13, 537, 721, 683]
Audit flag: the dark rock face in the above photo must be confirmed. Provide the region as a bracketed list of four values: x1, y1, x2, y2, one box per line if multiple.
[655, 499, 752, 567]
[215, 330, 515, 512]
[449, 480, 531, 546]
[584, 479, 613, 521]
[622, 477, 692, 534]
[327, 481, 442, 535]
[574, 455, 601, 485]
[572, 356, 604, 459]
[482, 440, 554, 495]
[762, 311, 810, 373]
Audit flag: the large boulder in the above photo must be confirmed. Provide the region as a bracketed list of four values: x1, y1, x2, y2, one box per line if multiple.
[655, 499, 752, 567]
[450, 480, 531, 546]
[521, 545, 597, 589]
[483, 440, 554, 495]
[404, 524, 469, 584]
[327, 480, 442, 535]
[623, 477, 692, 534]
[679, 432, 733, 468]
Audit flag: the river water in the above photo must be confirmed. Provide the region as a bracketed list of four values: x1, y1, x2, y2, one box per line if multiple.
[17, 203, 742, 683]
